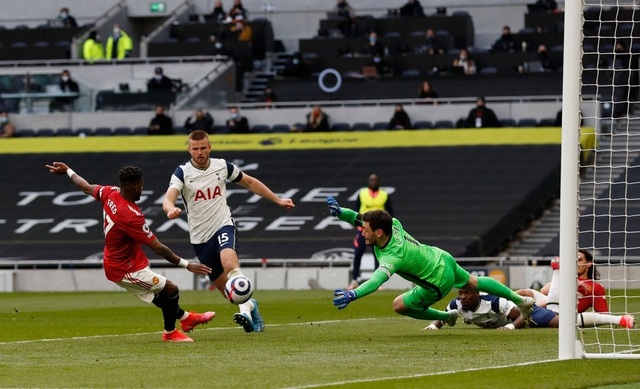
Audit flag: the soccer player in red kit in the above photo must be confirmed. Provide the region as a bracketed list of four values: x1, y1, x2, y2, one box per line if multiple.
[46, 162, 216, 342]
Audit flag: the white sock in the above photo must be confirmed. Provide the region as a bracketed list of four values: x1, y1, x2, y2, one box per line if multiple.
[179, 311, 189, 321]
[577, 312, 622, 327]
[239, 299, 254, 316]
[227, 268, 245, 279]
[546, 268, 560, 312]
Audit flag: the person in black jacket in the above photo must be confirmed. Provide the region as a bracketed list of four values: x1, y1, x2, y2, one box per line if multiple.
[388, 104, 412, 129]
[464, 97, 501, 128]
[184, 109, 214, 133]
[148, 105, 174, 135]
[225, 106, 250, 133]
[49, 69, 79, 112]
[147, 67, 173, 92]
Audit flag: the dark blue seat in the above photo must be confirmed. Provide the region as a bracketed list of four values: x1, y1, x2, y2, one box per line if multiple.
[16, 128, 35, 137]
[56, 128, 74, 136]
[331, 122, 351, 131]
[433, 120, 455, 129]
[251, 124, 270, 133]
[76, 127, 92, 137]
[271, 124, 291, 133]
[37, 128, 55, 137]
[212, 125, 230, 134]
[500, 119, 517, 127]
[132, 126, 148, 135]
[113, 127, 132, 135]
[372, 122, 389, 130]
[538, 118, 558, 127]
[413, 121, 432, 130]
[517, 118, 538, 127]
[93, 127, 112, 136]
[351, 122, 371, 131]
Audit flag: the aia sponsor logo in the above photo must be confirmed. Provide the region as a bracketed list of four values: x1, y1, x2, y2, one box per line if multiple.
[194, 186, 222, 201]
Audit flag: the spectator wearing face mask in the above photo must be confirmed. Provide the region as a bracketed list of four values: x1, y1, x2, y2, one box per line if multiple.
[280, 53, 310, 78]
[147, 67, 173, 92]
[56, 7, 78, 28]
[49, 69, 80, 112]
[367, 53, 392, 77]
[231, 16, 252, 42]
[106, 23, 133, 60]
[0, 112, 16, 138]
[210, 35, 232, 56]
[225, 106, 250, 134]
[83, 30, 105, 64]
[362, 31, 386, 57]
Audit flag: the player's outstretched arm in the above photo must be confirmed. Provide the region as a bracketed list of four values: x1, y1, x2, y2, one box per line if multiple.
[423, 320, 444, 330]
[147, 238, 211, 275]
[238, 173, 295, 210]
[162, 187, 182, 219]
[327, 196, 361, 225]
[333, 288, 357, 309]
[45, 162, 97, 196]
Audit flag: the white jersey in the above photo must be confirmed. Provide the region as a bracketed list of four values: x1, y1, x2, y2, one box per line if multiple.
[168, 158, 242, 244]
[446, 293, 516, 329]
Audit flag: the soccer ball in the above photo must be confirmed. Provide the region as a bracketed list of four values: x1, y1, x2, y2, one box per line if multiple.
[224, 276, 253, 304]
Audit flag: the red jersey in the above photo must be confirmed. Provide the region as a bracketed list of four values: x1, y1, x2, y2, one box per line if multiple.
[93, 185, 155, 282]
[577, 277, 609, 313]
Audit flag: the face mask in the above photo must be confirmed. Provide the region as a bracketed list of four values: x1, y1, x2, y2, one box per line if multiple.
[113, 28, 120, 35]
[60, 12, 68, 18]
[373, 57, 381, 63]
[154, 75, 163, 80]
[215, 42, 222, 49]
[231, 113, 239, 119]
[61, 76, 69, 82]
[1, 117, 8, 123]
[369, 37, 377, 44]
[292, 59, 299, 65]
[95, 35, 101, 41]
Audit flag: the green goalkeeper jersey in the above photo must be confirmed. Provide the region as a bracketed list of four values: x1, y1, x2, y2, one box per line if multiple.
[338, 208, 447, 299]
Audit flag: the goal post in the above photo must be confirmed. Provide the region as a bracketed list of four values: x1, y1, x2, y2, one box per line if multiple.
[560, 0, 640, 359]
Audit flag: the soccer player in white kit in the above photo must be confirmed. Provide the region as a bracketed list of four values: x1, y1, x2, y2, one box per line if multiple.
[162, 130, 295, 332]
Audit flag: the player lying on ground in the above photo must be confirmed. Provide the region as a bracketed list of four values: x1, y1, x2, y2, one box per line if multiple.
[423, 288, 635, 330]
[326, 196, 535, 326]
[46, 162, 215, 342]
[516, 252, 635, 329]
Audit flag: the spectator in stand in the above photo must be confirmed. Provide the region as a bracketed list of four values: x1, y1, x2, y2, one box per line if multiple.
[464, 97, 501, 128]
[228, 0, 248, 20]
[415, 28, 445, 55]
[417, 80, 439, 104]
[333, 0, 358, 37]
[231, 15, 252, 42]
[303, 105, 330, 132]
[388, 104, 412, 130]
[363, 31, 386, 57]
[184, 109, 214, 134]
[452, 48, 476, 75]
[148, 105, 174, 135]
[492, 26, 519, 53]
[56, 7, 78, 28]
[210, 35, 232, 56]
[399, 0, 425, 17]
[49, 69, 80, 112]
[225, 106, 250, 134]
[536, 44, 556, 71]
[259, 86, 277, 108]
[147, 67, 173, 92]
[0, 111, 15, 138]
[106, 23, 133, 60]
[83, 31, 105, 64]
[210, 0, 227, 22]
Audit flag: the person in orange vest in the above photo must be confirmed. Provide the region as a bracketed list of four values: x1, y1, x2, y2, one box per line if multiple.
[348, 173, 393, 290]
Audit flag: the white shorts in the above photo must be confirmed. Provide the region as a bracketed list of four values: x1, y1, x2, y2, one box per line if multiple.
[115, 266, 167, 303]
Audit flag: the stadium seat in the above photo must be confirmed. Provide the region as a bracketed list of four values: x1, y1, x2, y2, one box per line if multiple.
[113, 127, 133, 136]
[76, 127, 92, 137]
[499, 118, 517, 127]
[480, 66, 498, 74]
[33, 41, 49, 48]
[538, 118, 558, 127]
[93, 127, 112, 136]
[271, 124, 291, 133]
[251, 124, 271, 133]
[37, 128, 55, 137]
[16, 128, 35, 137]
[372, 122, 389, 130]
[401, 69, 421, 77]
[56, 128, 74, 137]
[211, 125, 229, 134]
[132, 126, 148, 135]
[413, 121, 432, 130]
[433, 120, 455, 129]
[174, 126, 188, 134]
[331, 122, 351, 131]
[351, 122, 372, 131]
[517, 118, 538, 127]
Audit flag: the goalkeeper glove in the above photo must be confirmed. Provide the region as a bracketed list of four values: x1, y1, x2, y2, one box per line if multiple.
[333, 288, 356, 309]
[327, 195, 342, 217]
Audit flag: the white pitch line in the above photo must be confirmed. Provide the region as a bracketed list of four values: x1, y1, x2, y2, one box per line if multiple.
[279, 359, 560, 389]
[0, 317, 378, 345]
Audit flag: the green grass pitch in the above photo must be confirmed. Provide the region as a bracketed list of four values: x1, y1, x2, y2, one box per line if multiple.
[2, 289, 640, 388]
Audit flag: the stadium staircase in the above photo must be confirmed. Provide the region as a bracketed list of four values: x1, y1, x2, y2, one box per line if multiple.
[507, 116, 640, 257]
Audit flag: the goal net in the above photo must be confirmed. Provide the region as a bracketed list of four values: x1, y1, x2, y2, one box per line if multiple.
[560, 0, 640, 359]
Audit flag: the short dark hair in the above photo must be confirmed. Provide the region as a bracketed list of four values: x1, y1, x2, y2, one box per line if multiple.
[362, 210, 392, 235]
[189, 129, 209, 142]
[118, 166, 143, 184]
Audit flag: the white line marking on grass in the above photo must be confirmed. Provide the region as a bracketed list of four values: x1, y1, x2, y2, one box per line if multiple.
[279, 359, 559, 389]
[0, 317, 377, 345]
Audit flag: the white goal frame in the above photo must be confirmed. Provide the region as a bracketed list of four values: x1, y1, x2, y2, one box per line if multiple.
[559, 0, 640, 359]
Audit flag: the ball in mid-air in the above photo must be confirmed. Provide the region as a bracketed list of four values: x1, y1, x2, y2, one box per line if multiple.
[224, 276, 253, 304]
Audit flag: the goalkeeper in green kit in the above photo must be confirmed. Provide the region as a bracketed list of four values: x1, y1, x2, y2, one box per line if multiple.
[327, 196, 534, 326]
